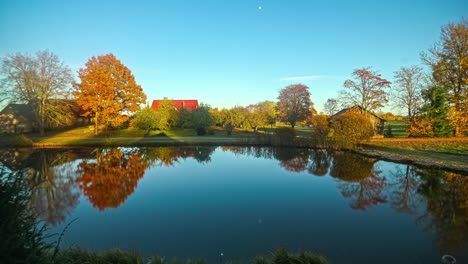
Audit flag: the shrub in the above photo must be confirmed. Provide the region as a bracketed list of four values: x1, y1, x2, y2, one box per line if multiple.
[132, 106, 159, 133]
[310, 115, 330, 146]
[176, 107, 193, 129]
[225, 123, 234, 135]
[0, 170, 51, 264]
[13, 134, 33, 147]
[330, 112, 374, 148]
[408, 117, 433, 137]
[255, 248, 330, 264]
[384, 125, 394, 138]
[196, 127, 207, 136]
[191, 107, 214, 136]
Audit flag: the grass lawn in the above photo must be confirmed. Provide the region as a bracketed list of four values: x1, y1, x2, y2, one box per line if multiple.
[8, 125, 312, 147]
[365, 137, 468, 155]
[361, 137, 468, 173]
[384, 119, 408, 138]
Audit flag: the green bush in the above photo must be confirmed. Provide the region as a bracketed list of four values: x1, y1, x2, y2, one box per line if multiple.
[330, 112, 374, 149]
[255, 248, 329, 264]
[191, 107, 214, 136]
[53, 248, 145, 264]
[132, 106, 160, 134]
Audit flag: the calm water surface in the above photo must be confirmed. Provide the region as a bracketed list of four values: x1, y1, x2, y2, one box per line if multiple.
[1, 146, 467, 263]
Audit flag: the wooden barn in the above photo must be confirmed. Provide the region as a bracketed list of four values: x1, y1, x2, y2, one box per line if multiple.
[0, 104, 37, 134]
[151, 99, 198, 111]
[0, 100, 90, 134]
[328, 105, 386, 138]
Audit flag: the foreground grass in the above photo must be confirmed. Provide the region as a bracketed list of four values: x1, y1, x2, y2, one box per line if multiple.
[53, 248, 330, 264]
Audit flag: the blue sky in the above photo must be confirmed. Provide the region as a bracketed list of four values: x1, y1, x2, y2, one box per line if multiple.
[0, 0, 466, 113]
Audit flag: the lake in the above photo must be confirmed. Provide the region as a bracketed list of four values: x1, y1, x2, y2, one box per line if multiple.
[1, 146, 467, 263]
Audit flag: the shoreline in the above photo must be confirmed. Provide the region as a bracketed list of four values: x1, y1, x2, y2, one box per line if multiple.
[1, 136, 466, 175]
[356, 148, 468, 175]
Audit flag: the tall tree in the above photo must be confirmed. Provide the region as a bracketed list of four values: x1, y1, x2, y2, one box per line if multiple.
[421, 19, 467, 111]
[392, 66, 426, 120]
[1, 51, 74, 135]
[75, 54, 146, 135]
[340, 67, 391, 112]
[277, 84, 312, 128]
[422, 19, 468, 136]
[323, 98, 339, 116]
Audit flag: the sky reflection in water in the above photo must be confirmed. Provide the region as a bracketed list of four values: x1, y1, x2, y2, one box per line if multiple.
[1, 146, 467, 264]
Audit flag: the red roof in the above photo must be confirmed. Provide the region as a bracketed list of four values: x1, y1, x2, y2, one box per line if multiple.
[151, 100, 198, 111]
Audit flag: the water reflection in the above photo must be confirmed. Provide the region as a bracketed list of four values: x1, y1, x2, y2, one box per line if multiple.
[388, 165, 422, 215]
[330, 152, 387, 210]
[417, 169, 468, 256]
[76, 148, 149, 210]
[0, 146, 467, 259]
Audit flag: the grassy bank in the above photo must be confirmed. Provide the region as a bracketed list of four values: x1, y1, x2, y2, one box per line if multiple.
[360, 137, 468, 174]
[1, 126, 467, 173]
[0, 126, 306, 148]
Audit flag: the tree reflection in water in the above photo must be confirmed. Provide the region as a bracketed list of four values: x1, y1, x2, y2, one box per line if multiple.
[221, 147, 331, 176]
[1, 145, 467, 257]
[76, 147, 216, 210]
[76, 148, 149, 210]
[0, 148, 84, 226]
[330, 152, 387, 210]
[307, 150, 331, 176]
[388, 165, 422, 215]
[416, 169, 468, 257]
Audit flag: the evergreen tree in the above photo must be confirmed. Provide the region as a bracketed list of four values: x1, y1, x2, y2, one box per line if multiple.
[421, 86, 453, 137]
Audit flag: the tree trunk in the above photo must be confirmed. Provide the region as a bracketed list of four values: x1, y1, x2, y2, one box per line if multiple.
[94, 112, 99, 135]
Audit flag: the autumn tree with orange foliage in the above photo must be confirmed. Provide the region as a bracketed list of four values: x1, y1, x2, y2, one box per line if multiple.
[74, 54, 146, 135]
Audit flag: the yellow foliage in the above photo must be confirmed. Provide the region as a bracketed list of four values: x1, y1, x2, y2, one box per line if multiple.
[408, 117, 433, 137]
[448, 106, 468, 136]
[330, 112, 374, 148]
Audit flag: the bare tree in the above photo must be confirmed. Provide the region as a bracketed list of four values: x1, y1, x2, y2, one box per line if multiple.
[1, 51, 74, 135]
[392, 66, 426, 120]
[339, 67, 391, 112]
[323, 98, 339, 116]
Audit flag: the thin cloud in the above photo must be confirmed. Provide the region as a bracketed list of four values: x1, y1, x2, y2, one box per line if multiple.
[279, 75, 323, 81]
